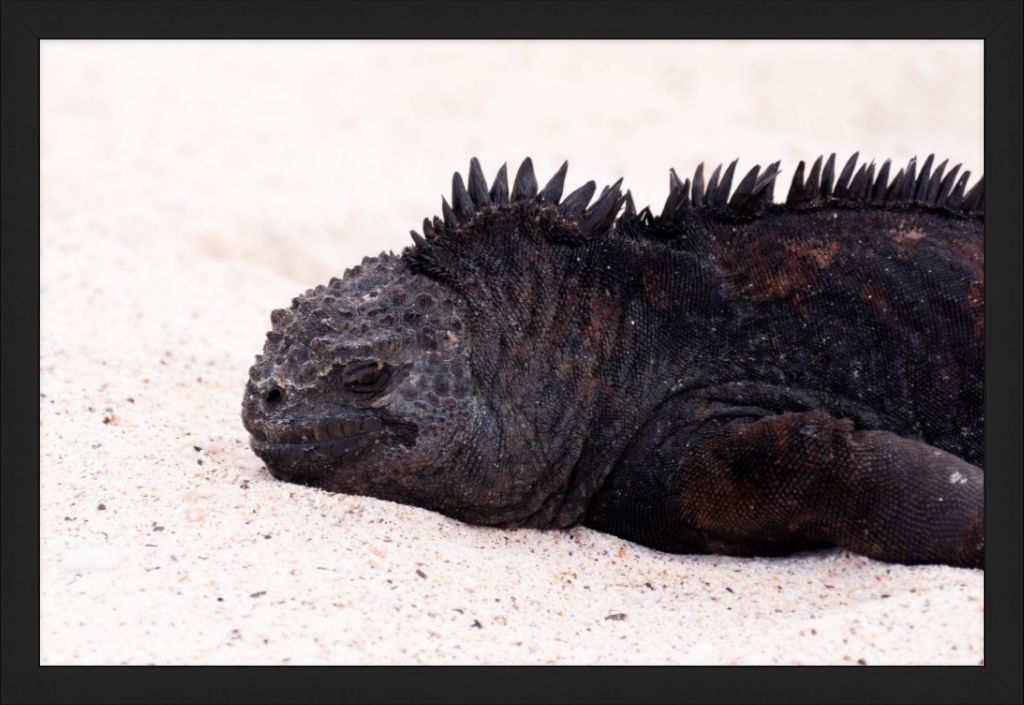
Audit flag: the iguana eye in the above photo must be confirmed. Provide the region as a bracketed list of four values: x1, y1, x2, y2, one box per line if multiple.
[342, 359, 391, 394]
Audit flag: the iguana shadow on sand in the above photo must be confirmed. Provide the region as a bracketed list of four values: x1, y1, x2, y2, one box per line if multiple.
[242, 154, 984, 569]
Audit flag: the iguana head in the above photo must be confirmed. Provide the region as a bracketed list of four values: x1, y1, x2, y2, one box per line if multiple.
[242, 158, 627, 527]
[241, 254, 489, 509]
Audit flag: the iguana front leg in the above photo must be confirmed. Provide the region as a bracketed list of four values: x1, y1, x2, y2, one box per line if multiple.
[587, 410, 984, 568]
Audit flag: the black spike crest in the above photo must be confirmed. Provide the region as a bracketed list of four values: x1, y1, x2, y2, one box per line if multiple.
[404, 154, 983, 287]
[778, 152, 982, 215]
[834, 153, 859, 196]
[649, 151, 980, 230]
[657, 158, 783, 224]
[404, 158, 627, 286]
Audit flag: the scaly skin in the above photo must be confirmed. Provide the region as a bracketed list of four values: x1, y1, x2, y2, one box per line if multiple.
[242, 155, 984, 568]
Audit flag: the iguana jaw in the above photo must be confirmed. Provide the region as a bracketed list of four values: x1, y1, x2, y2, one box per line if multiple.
[251, 431, 379, 466]
[248, 412, 418, 462]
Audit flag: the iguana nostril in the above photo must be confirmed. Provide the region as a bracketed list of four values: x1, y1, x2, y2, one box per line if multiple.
[266, 388, 282, 404]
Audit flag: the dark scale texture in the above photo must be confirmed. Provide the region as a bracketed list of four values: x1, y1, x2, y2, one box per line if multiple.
[242, 155, 984, 568]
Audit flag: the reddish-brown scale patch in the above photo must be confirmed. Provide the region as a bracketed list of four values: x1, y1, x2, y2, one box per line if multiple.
[784, 239, 840, 269]
[966, 279, 984, 340]
[893, 228, 927, 244]
[859, 283, 893, 317]
[946, 237, 983, 283]
[887, 219, 932, 263]
[718, 237, 831, 313]
[677, 413, 857, 553]
[641, 269, 673, 310]
[586, 295, 623, 358]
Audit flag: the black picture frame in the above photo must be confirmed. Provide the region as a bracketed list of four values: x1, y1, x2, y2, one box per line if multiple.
[2, 1, 1021, 703]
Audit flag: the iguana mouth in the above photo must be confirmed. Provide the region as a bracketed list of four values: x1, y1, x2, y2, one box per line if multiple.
[251, 432, 377, 462]
[249, 415, 418, 461]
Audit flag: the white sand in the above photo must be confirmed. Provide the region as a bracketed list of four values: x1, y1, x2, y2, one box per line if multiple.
[40, 41, 984, 665]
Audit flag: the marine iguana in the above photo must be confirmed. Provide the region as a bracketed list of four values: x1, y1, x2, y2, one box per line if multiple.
[241, 154, 984, 568]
